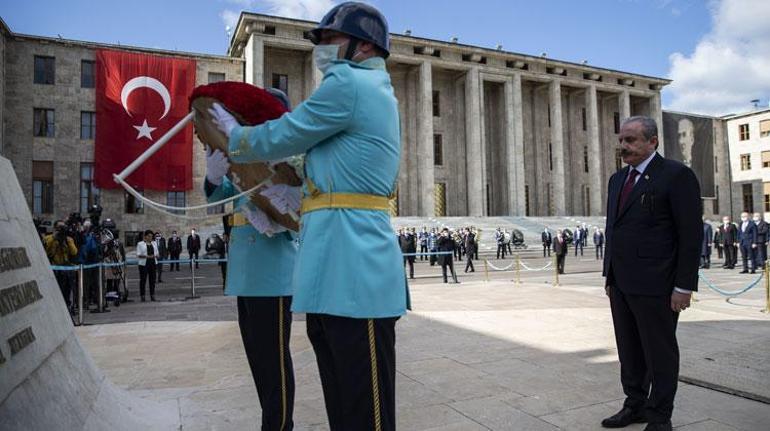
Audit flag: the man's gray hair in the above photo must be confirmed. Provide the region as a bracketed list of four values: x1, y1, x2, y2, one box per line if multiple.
[620, 115, 658, 141]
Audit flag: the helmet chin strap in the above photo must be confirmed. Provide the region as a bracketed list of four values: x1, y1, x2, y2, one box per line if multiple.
[343, 37, 360, 61]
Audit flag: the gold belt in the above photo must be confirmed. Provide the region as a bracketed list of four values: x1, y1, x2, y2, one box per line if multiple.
[300, 178, 392, 214]
[228, 213, 249, 226]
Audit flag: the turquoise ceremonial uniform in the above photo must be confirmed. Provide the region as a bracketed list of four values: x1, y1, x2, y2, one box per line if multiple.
[228, 57, 407, 318]
[206, 177, 296, 297]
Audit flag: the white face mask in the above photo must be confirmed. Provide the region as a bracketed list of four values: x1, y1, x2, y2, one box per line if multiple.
[313, 44, 340, 74]
[754, 217, 760, 222]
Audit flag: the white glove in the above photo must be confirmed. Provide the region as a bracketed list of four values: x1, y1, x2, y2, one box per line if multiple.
[243, 206, 287, 237]
[260, 184, 302, 215]
[205, 147, 230, 186]
[208, 103, 239, 138]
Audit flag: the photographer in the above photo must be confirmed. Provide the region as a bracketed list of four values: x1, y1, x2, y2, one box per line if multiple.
[78, 220, 101, 309]
[44, 220, 78, 310]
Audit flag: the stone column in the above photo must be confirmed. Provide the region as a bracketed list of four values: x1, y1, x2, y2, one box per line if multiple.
[417, 61, 435, 216]
[650, 92, 665, 155]
[245, 33, 264, 87]
[465, 67, 484, 216]
[619, 90, 631, 121]
[504, 74, 525, 215]
[585, 85, 603, 216]
[548, 80, 566, 216]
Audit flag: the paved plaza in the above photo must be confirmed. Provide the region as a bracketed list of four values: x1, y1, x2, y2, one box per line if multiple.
[75, 253, 770, 430]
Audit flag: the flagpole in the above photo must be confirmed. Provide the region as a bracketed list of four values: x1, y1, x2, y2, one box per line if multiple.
[113, 111, 195, 184]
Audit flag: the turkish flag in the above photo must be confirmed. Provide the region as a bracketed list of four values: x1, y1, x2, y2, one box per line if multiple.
[94, 49, 196, 191]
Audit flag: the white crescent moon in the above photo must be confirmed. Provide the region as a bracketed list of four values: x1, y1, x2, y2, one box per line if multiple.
[120, 76, 172, 120]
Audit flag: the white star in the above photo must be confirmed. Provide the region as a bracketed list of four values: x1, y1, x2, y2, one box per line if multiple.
[133, 119, 157, 141]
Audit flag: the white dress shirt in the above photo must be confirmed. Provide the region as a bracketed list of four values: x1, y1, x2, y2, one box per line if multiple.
[136, 240, 158, 266]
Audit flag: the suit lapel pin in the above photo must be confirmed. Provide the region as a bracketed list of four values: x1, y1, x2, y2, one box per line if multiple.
[644, 175, 650, 180]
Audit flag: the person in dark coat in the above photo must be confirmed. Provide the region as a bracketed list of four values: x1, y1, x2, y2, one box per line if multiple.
[167, 231, 183, 271]
[701, 221, 713, 269]
[713, 227, 723, 259]
[753, 212, 768, 270]
[602, 116, 702, 431]
[464, 228, 476, 273]
[399, 228, 416, 279]
[187, 228, 201, 269]
[593, 228, 605, 260]
[541, 227, 552, 257]
[154, 231, 167, 282]
[718, 217, 738, 269]
[553, 229, 568, 274]
[737, 212, 757, 273]
[437, 228, 458, 283]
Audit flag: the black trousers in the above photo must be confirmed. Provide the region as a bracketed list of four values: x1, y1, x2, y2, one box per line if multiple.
[306, 314, 397, 431]
[730, 245, 738, 267]
[138, 262, 156, 297]
[403, 257, 414, 279]
[556, 254, 565, 274]
[715, 245, 723, 259]
[543, 244, 551, 257]
[496, 244, 506, 259]
[189, 251, 199, 268]
[170, 252, 181, 270]
[701, 247, 711, 268]
[419, 244, 428, 260]
[220, 262, 227, 287]
[609, 285, 679, 423]
[755, 244, 768, 269]
[722, 244, 735, 268]
[574, 242, 583, 256]
[465, 254, 475, 272]
[54, 270, 73, 308]
[740, 243, 755, 271]
[441, 259, 458, 283]
[596, 245, 603, 260]
[238, 296, 295, 431]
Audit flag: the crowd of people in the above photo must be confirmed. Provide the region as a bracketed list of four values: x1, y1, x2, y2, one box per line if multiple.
[705, 212, 769, 273]
[540, 224, 606, 274]
[396, 226, 479, 283]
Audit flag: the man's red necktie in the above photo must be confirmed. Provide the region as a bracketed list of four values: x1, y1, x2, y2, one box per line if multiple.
[618, 168, 639, 212]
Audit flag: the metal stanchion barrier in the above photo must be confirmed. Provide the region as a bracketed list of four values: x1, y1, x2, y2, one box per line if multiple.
[483, 259, 490, 282]
[188, 258, 199, 299]
[77, 264, 84, 326]
[93, 265, 107, 313]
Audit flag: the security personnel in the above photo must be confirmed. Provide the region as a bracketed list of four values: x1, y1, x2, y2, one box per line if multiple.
[209, 3, 405, 430]
[205, 88, 299, 431]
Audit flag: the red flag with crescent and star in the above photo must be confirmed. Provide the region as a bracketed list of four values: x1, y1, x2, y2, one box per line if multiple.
[94, 49, 195, 190]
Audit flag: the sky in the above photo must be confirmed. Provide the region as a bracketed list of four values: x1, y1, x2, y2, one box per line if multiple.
[2, 0, 769, 116]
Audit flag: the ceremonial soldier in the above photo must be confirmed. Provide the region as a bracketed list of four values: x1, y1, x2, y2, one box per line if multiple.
[205, 88, 299, 430]
[210, 4, 406, 429]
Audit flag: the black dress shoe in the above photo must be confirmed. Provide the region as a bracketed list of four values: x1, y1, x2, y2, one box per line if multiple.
[601, 407, 646, 428]
[151, 296, 157, 302]
[644, 421, 672, 431]
[141, 296, 146, 302]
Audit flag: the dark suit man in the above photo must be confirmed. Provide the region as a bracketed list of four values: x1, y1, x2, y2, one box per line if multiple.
[713, 228, 723, 259]
[602, 116, 702, 431]
[542, 228, 552, 257]
[464, 229, 476, 273]
[167, 231, 183, 271]
[737, 212, 757, 273]
[155, 232, 167, 282]
[437, 229, 458, 283]
[418, 227, 429, 261]
[701, 222, 712, 269]
[553, 230, 568, 274]
[573, 225, 584, 256]
[753, 212, 768, 270]
[399, 229, 417, 279]
[187, 228, 201, 269]
[594, 228, 605, 260]
[718, 218, 738, 269]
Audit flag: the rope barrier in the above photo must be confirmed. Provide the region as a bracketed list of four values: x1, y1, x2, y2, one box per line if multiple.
[50, 258, 228, 271]
[697, 270, 764, 297]
[485, 260, 515, 271]
[520, 261, 553, 272]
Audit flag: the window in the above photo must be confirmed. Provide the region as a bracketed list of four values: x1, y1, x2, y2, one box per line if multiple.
[207, 204, 225, 215]
[739, 123, 750, 141]
[208, 72, 226, 83]
[743, 183, 754, 213]
[741, 154, 752, 170]
[125, 190, 144, 214]
[547, 104, 551, 127]
[581, 107, 587, 131]
[765, 183, 770, 212]
[714, 186, 719, 214]
[124, 231, 142, 247]
[433, 134, 443, 166]
[32, 161, 53, 214]
[33, 108, 55, 137]
[432, 90, 440, 117]
[81, 60, 94, 88]
[762, 152, 770, 168]
[548, 142, 553, 171]
[80, 163, 100, 214]
[715, 156, 718, 173]
[613, 112, 620, 134]
[615, 147, 623, 170]
[760, 120, 770, 138]
[524, 184, 530, 216]
[34, 56, 55, 85]
[167, 191, 186, 215]
[585, 186, 591, 215]
[271, 73, 288, 95]
[80, 111, 96, 139]
[547, 183, 554, 216]
[583, 145, 589, 173]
